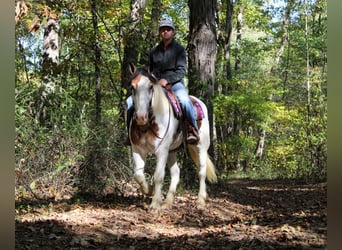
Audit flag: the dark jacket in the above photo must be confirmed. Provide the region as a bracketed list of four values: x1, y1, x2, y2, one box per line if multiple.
[149, 39, 186, 85]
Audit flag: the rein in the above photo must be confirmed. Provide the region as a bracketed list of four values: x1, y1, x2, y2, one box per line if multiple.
[148, 87, 172, 150]
[132, 79, 172, 149]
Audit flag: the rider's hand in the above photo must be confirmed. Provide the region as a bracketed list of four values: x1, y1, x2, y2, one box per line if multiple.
[158, 79, 168, 87]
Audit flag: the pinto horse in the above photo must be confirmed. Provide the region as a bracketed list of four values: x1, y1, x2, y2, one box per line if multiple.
[128, 64, 217, 209]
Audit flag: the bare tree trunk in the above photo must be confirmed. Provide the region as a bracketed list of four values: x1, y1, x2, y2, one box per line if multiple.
[37, 17, 60, 125]
[79, 0, 105, 195]
[42, 19, 59, 76]
[304, 0, 317, 172]
[91, 0, 102, 126]
[225, 0, 234, 82]
[188, 0, 217, 148]
[255, 129, 266, 158]
[270, 0, 294, 74]
[232, 1, 243, 169]
[234, 4, 242, 72]
[121, 0, 147, 89]
[304, 0, 311, 118]
[149, 0, 162, 48]
[216, 0, 234, 169]
[120, 0, 147, 137]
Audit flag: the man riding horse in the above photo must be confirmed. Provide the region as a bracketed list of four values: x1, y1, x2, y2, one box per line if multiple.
[126, 19, 199, 145]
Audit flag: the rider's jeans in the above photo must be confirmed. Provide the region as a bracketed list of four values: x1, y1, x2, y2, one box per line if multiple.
[126, 82, 199, 133]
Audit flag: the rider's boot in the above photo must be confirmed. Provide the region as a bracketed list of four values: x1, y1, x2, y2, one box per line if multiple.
[187, 123, 200, 144]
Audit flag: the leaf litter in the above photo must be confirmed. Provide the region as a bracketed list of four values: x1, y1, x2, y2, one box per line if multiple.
[15, 179, 327, 249]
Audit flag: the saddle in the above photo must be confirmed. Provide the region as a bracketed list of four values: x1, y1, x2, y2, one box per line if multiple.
[162, 88, 204, 121]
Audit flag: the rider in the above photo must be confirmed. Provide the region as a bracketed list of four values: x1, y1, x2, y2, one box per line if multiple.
[126, 19, 199, 144]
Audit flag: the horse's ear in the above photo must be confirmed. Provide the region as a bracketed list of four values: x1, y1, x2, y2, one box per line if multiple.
[129, 63, 136, 75]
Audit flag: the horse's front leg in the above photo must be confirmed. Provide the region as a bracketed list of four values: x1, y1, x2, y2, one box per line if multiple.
[162, 151, 180, 208]
[150, 152, 168, 210]
[132, 151, 153, 196]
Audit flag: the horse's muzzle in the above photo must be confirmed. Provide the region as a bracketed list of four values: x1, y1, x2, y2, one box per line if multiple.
[135, 113, 148, 126]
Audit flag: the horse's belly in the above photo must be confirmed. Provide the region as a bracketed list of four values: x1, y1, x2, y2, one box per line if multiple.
[168, 132, 183, 151]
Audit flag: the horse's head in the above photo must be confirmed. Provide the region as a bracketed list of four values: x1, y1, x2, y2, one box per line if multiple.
[129, 63, 157, 126]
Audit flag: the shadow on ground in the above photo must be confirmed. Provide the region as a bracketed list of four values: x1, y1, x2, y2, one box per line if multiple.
[15, 178, 327, 249]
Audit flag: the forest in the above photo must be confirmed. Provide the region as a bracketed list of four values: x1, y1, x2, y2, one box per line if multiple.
[15, 0, 327, 249]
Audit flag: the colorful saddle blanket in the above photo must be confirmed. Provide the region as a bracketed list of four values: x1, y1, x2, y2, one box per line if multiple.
[163, 89, 204, 120]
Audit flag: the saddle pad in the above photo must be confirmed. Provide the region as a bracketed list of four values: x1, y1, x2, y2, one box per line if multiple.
[190, 96, 204, 120]
[164, 89, 182, 119]
[163, 88, 204, 120]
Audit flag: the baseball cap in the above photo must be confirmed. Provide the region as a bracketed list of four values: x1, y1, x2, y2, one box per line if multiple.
[159, 19, 175, 30]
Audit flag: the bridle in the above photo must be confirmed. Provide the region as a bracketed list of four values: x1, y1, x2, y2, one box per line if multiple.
[131, 70, 172, 149]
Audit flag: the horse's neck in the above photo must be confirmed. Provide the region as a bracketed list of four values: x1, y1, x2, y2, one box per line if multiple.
[152, 85, 170, 116]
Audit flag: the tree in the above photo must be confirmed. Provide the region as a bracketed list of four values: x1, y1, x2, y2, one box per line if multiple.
[215, 0, 234, 169]
[149, 0, 162, 47]
[120, 0, 148, 141]
[14, 0, 327, 201]
[188, 0, 217, 149]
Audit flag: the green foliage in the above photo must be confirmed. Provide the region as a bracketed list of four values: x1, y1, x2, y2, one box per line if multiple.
[15, 0, 327, 200]
[215, 79, 276, 126]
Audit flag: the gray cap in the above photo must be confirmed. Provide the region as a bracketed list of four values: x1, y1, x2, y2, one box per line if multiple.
[159, 19, 175, 30]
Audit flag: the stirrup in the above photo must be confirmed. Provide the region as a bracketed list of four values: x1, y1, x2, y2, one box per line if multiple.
[186, 125, 200, 144]
[187, 133, 198, 144]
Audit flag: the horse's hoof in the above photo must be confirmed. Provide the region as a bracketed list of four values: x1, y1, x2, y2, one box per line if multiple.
[161, 202, 173, 210]
[149, 203, 161, 211]
[197, 198, 206, 210]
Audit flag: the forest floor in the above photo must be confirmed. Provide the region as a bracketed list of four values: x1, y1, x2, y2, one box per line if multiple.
[15, 178, 327, 250]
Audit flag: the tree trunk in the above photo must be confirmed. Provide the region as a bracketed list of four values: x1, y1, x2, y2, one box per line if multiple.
[188, 0, 217, 147]
[234, 5, 242, 72]
[121, 0, 147, 89]
[215, 0, 234, 169]
[42, 18, 59, 76]
[91, 0, 102, 126]
[149, 0, 162, 48]
[270, 0, 294, 75]
[225, 0, 234, 82]
[37, 17, 60, 125]
[120, 0, 147, 138]
[232, 2, 243, 169]
[78, 0, 105, 195]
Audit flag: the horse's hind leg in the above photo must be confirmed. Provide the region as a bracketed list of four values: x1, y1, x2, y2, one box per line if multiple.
[132, 151, 152, 196]
[188, 145, 207, 208]
[197, 150, 208, 208]
[162, 151, 180, 208]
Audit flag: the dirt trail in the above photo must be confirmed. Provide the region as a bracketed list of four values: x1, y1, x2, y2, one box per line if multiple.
[15, 179, 327, 249]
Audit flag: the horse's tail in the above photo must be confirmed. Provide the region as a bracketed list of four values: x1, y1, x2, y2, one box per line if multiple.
[188, 147, 217, 183]
[206, 155, 217, 183]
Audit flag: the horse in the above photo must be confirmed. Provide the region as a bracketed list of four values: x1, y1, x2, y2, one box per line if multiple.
[127, 63, 217, 209]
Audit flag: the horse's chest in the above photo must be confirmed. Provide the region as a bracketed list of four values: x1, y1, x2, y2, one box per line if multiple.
[130, 121, 182, 151]
[130, 121, 159, 147]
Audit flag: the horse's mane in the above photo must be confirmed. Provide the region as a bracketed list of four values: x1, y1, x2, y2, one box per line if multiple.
[130, 67, 170, 115]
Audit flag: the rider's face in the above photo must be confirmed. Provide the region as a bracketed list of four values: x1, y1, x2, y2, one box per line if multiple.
[159, 27, 174, 40]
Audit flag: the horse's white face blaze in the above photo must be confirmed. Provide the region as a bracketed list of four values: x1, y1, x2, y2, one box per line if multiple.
[132, 74, 153, 126]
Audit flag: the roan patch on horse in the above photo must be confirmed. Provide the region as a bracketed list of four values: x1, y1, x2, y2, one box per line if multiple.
[128, 63, 217, 209]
